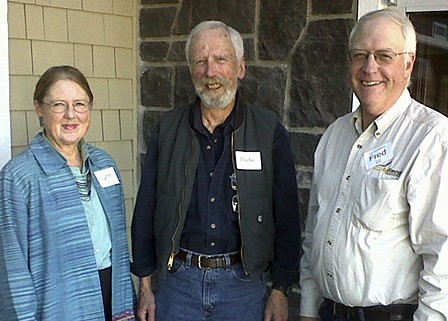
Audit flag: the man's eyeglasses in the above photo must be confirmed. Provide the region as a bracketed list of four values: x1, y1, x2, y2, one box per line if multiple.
[42, 100, 92, 113]
[348, 49, 409, 65]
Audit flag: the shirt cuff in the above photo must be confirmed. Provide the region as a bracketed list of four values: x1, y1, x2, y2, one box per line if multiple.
[130, 255, 156, 278]
[299, 278, 324, 318]
[270, 262, 299, 288]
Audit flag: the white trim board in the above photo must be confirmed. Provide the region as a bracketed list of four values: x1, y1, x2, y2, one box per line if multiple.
[0, 0, 11, 170]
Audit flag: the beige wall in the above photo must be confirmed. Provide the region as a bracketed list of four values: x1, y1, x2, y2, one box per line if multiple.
[7, 0, 137, 233]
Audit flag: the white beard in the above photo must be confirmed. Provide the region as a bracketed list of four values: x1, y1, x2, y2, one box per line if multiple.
[193, 78, 238, 109]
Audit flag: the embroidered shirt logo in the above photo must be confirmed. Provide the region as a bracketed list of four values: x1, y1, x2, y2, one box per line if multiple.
[373, 164, 402, 178]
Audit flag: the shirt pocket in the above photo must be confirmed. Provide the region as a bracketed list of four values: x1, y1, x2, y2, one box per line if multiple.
[353, 173, 408, 232]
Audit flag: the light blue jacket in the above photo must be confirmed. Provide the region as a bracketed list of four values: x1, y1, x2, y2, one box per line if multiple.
[0, 133, 135, 321]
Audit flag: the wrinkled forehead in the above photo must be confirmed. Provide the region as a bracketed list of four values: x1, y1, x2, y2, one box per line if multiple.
[190, 27, 235, 53]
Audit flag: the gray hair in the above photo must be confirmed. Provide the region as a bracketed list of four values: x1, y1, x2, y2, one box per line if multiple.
[185, 20, 244, 67]
[349, 9, 417, 55]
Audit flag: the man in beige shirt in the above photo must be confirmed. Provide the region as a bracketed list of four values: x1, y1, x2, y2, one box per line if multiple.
[300, 8, 448, 321]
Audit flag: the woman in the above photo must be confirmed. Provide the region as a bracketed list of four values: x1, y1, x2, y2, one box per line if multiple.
[0, 66, 135, 320]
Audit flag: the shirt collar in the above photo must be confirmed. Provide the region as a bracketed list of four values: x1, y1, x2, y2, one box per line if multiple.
[351, 108, 364, 135]
[192, 99, 236, 135]
[31, 132, 91, 175]
[351, 89, 412, 138]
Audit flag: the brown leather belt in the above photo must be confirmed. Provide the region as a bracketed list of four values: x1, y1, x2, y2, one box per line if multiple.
[175, 249, 242, 269]
[325, 298, 417, 321]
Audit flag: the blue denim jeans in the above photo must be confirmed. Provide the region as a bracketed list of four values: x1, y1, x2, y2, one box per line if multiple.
[155, 252, 267, 321]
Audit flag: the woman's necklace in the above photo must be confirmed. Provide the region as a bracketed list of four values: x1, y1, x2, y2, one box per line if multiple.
[66, 146, 91, 201]
[73, 169, 92, 202]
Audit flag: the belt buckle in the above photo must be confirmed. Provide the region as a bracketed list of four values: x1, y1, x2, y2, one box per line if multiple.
[198, 254, 212, 269]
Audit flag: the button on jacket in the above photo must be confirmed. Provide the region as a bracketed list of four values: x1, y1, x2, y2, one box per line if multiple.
[300, 89, 448, 319]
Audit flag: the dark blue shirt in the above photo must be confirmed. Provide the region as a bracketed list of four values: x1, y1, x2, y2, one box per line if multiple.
[180, 105, 240, 254]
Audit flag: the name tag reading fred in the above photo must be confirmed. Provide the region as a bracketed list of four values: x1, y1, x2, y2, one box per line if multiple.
[235, 151, 262, 170]
[364, 142, 394, 170]
[94, 167, 120, 188]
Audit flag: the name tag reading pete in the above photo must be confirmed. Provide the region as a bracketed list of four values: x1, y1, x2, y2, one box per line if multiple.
[235, 151, 262, 170]
[94, 167, 120, 188]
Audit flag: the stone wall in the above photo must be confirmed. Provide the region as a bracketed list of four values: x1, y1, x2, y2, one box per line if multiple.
[138, 0, 356, 319]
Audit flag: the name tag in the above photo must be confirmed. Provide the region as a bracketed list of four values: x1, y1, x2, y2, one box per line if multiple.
[364, 142, 394, 170]
[94, 167, 120, 188]
[235, 151, 262, 170]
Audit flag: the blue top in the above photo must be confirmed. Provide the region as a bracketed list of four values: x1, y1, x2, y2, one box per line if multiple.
[69, 140, 112, 269]
[70, 165, 112, 269]
[0, 133, 135, 321]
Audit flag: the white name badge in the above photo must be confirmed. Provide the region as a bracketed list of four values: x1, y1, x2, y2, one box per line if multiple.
[94, 167, 120, 188]
[364, 142, 394, 170]
[235, 151, 262, 170]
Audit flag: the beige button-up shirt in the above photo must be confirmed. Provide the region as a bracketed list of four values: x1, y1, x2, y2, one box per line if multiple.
[300, 90, 448, 320]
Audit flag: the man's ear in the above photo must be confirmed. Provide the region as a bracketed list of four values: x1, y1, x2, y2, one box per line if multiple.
[406, 53, 416, 72]
[238, 57, 246, 80]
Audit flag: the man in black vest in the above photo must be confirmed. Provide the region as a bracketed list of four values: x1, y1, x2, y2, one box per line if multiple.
[132, 20, 300, 321]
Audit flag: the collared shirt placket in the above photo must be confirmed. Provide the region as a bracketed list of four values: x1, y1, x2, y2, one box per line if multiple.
[324, 126, 373, 294]
[185, 109, 239, 254]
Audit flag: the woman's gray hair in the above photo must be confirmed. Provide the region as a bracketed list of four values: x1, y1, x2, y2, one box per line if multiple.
[185, 20, 244, 67]
[349, 8, 417, 55]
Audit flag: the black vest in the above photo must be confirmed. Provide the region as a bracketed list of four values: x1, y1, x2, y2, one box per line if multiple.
[154, 97, 278, 280]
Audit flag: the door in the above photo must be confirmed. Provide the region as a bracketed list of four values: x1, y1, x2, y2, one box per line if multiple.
[396, 0, 448, 115]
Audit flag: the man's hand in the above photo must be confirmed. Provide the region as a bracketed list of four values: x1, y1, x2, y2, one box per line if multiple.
[137, 276, 156, 321]
[264, 289, 288, 321]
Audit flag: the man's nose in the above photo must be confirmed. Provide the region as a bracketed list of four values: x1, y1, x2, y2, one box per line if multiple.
[362, 53, 380, 73]
[205, 60, 218, 77]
